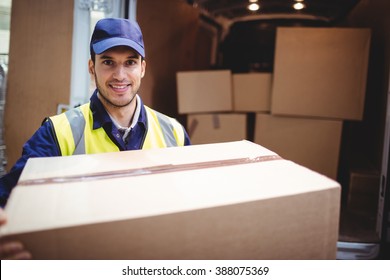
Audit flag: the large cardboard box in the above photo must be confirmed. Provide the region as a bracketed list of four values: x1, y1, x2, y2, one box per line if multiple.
[0, 141, 340, 259]
[347, 170, 380, 217]
[232, 73, 272, 112]
[271, 27, 371, 120]
[187, 113, 247, 144]
[176, 70, 232, 113]
[254, 114, 343, 179]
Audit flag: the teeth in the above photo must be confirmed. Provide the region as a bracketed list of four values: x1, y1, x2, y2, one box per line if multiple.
[111, 85, 127, 89]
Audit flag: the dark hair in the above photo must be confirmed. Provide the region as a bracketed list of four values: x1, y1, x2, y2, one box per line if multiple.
[91, 49, 96, 63]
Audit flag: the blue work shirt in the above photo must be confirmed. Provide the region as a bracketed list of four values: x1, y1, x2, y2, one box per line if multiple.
[0, 90, 191, 207]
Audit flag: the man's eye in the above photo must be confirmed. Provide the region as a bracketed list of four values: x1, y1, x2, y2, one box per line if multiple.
[103, 60, 113, 65]
[126, 60, 136, 66]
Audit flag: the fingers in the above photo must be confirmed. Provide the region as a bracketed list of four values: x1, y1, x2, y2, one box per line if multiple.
[0, 241, 32, 260]
[3, 250, 32, 260]
[0, 209, 31, 260]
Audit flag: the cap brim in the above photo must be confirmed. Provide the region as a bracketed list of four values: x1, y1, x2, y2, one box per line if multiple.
[92, 37, 145, 58]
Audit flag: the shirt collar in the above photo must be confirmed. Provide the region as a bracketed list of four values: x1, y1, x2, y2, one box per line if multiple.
[89, 90, 147, 130]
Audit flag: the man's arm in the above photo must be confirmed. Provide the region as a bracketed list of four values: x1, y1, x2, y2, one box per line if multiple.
[183, 127, 191, 146]
[0, 120, 60, 207]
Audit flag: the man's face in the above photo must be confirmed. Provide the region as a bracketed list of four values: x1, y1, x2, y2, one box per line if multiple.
[89, 46, 146, 108]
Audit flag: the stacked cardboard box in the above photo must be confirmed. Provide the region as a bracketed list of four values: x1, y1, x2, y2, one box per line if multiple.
[187, 113, 247, 145]
[254, 114, 343, 179]
[176, 70, 233, 114]
[177, 27, 371, 180]
[232, 73, 272, 112]
[347, 170, 380, 217]
[256, 27, 371, 180]
[271, 27, 370, 120]
[0, 141, 341, 259]
[176, 69, 248, 144]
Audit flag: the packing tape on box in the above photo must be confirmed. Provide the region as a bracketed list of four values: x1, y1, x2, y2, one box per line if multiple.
[187, 114, 221, 137]
[187, 118, 198, 137]
[212, 114, 221, 129]
[18, 155, 282, 186]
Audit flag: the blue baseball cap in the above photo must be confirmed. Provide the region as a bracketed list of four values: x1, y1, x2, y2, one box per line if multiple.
[90, 18, 145, 58]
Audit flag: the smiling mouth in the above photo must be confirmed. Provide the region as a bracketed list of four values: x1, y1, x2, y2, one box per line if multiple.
[109, 83, 132, 93]
[110, 84, 130, 89]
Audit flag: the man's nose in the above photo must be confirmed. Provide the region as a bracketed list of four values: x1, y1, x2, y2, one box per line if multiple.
[113, 65, 126, 80]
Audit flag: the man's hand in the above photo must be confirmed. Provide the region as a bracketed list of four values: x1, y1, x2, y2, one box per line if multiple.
[0, 208, 31, 260]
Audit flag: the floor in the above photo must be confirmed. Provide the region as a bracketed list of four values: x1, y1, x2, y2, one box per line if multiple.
[339, 208, 379, 243]
[338, 202, 389, 259]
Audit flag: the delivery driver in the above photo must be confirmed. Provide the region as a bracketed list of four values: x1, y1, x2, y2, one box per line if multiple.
[0, 18, 191, 259]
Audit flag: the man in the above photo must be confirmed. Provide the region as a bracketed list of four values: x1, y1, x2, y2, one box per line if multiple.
[0, 17, 191, 259]
[0, 17, 190, 207]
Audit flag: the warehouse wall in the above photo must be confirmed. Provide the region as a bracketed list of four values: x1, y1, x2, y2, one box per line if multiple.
[4, 0, 74, 170]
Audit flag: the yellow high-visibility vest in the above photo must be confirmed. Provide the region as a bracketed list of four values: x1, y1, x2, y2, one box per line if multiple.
[49, 103, 185, 156]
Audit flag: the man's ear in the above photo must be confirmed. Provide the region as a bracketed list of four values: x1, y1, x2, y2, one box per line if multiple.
[141, 59, 146, 78]
[88, 59, 95, 75]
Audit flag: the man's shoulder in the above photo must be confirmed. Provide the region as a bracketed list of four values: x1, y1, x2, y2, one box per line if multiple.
[48, 103, 90, 127]
[143, 105, 171, 118]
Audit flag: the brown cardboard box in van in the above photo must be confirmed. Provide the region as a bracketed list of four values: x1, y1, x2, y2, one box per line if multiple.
[232, 73, 272, 112]
[271, 27, 370, 120]
[187, 113, 247, 144]
[254, 113, 343, 179]
[176, 70, 233, 114]
[348, 170, 380, 216]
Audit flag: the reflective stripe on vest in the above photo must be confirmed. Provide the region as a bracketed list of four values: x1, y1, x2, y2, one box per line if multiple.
[49, 102, 185, 156]
[65, 108, 86, 155]
[143, 106, 185, 149]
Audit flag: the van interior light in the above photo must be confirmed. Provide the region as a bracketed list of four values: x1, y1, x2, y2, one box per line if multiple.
[293, 2, 305, 10]
[248, 3, 260, 11]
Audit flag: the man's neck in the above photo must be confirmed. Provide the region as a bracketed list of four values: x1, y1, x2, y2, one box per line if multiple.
[98, 93, 137, 128]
